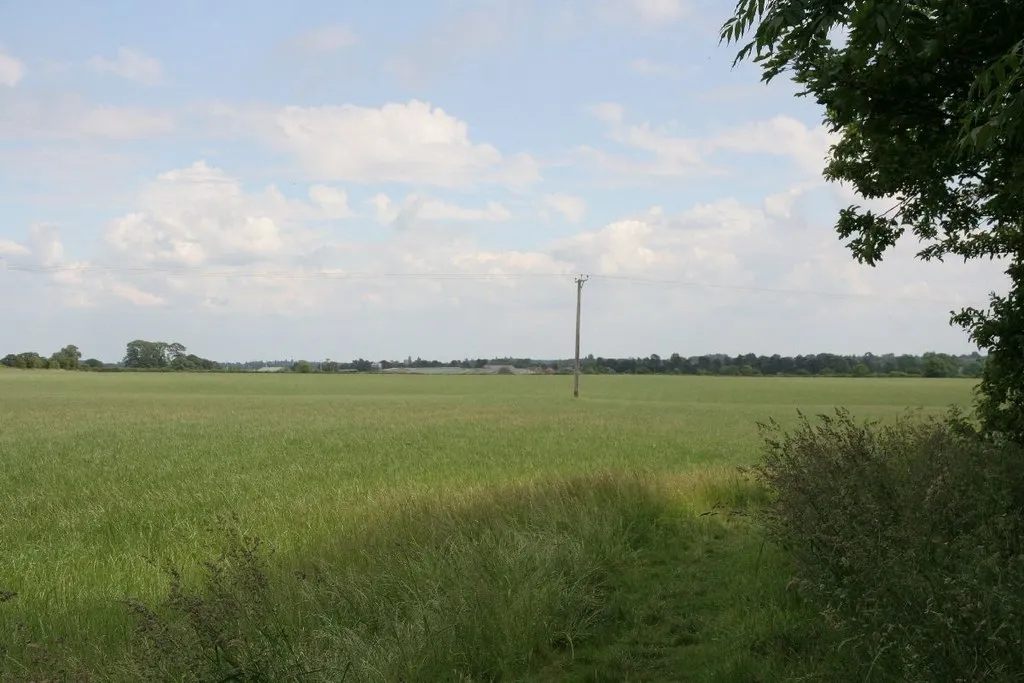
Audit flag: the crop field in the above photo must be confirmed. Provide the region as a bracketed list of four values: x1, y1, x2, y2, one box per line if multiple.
[0, 371, 975, 681]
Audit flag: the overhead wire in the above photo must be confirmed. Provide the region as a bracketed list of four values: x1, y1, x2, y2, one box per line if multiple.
[0, 260, 982, 307]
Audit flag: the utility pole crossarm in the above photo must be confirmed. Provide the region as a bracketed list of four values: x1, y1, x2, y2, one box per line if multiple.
[573, 274, 589, 399]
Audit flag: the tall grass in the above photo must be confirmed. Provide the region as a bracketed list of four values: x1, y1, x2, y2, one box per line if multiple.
[4, 470, 844, 682]
[0, 373, 976, 680]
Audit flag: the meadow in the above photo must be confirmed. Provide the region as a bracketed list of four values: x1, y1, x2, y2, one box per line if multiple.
[0, 371, 975, 681]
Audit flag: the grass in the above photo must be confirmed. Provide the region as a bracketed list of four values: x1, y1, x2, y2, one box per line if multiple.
[0, 372, 975, 680]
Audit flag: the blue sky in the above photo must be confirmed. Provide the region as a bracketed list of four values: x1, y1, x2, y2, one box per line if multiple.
[0, 0, 1010, 362]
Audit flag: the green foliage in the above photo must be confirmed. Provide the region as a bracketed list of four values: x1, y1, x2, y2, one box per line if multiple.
[953, 260, 1024, 443]
[50, 344, 81, 370]
[721, 0, 1024, 440]
[568, 351, 979, 377]
[2, 352, 47, 369]
[752, 410, 1024, 681]
[291, 360, 312, 373]
[123, 340, 220, 371]
[124, 339, 169, 369]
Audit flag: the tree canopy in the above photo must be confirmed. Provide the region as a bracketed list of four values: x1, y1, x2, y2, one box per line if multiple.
[123, 340, 220, 371]
[721, 0, 1024, 442]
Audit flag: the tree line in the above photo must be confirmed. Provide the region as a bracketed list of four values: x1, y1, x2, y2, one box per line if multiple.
[576, 351, 982, 378]
[1, 345, 94, 370]
[2, 340, 984, 378]
[1, 340, 220, 371]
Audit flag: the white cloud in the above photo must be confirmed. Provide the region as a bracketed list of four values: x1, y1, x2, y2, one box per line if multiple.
[580, 103, 710, 179]
[450, 248, 572, 276]
[762, 182, 819, 218]
[87, 47, 163, 86]
[529, 193, 1007, 358]
[308, 185, 352, 219]
[599, 0, 689, 27]
[628, 58, 672, 75]
[550, 201, 761, 280]
[0, 91, 174, 140]
[583, 106, 837, 181]
[28, 223, 65, 265]
[6, 176, 1009, 357]
[709, 115, 837, 176]
[104, 161, 336, 266]
[0, 238, 29, 255]
[205, 100, 539, 188]
[11, 223, 165, 308]
[370, 193, 512, 228]
[614, 122, 702, 165]
[283, 25, 359, 55]
[498, 153, 543, 190]
[541, 193, 587, 223]
[587, 102, 625, 125]
[77, 105, 175, 139]
[0, 50, 25, 87]
[108, 281, 165, 307]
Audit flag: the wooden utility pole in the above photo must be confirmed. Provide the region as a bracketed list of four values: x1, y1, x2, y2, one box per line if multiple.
[573, 274, 589, 398]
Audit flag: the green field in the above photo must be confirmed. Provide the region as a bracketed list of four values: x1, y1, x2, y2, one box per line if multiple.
[0, 372, 976, 681]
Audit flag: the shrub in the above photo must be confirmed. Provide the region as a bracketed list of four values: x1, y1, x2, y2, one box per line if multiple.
[752, 409, 1024, 682]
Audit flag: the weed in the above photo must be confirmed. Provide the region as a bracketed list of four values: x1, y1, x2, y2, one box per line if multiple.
[121, 515, 335, 682]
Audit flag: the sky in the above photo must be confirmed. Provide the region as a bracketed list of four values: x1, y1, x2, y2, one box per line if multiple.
[0, 0, 1011, 363]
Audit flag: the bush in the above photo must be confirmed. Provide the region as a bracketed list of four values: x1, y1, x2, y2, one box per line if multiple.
[752, 409, 1024, 682]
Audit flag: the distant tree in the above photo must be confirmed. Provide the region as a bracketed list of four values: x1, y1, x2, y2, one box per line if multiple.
[50, 344, 82, 370]
[852, 363, 871, 378]
[922, 353, 960, 378]
[83, 358, 103, 370]
[124, 340, 169, 369]
[122, 340, 218, 371]
[963, 358, 986, 378]
[293, 360, 313, 374]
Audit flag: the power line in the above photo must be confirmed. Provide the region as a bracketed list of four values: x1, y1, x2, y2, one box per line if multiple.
[0, 261, 984, 306]
[589, 273, 968, 305]
[4, 264, 572, 281]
